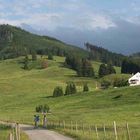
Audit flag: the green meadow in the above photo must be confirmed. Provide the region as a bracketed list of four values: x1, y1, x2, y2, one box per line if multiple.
[0, 56, 139, 139]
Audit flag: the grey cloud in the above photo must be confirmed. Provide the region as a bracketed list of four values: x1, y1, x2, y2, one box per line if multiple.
[21, 18, 140, 55]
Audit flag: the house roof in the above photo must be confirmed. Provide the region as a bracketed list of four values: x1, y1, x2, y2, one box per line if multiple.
[129, 72, 140, 81]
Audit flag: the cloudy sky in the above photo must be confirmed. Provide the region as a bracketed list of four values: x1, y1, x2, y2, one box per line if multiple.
[0, 0, 140, 54]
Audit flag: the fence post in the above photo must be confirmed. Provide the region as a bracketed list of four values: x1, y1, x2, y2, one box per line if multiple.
[82, 123, 84, 134]
[103, 124, 106, 138]
[126, 123, 131, 140]
[17, 124, 20, 140]
[63, 120, 65, 130]
[12, 128, 15, 140]
[59, 121, 61, 128]
[89, 125, 91, 136]
[75, 121, 78, 132]
[95, 125, 99, 139]
[15, 124, 18, 140]
[70, 121, 73, 131]
[113, 121, 118, 140]
[8, 132, 13, 140]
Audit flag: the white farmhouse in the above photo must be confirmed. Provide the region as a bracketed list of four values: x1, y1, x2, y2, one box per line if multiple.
[128, 72, 140, 86]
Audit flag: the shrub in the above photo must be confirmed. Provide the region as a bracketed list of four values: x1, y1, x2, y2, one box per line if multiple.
[36, 104, 50, 113]
[53, 86, 64, 97]
[48, 53, 53, 60]
[83, 83, 89, 92]
[113, 78, 128, 87]
[100, 80, 111, 89]
[41, 60, 48, 69]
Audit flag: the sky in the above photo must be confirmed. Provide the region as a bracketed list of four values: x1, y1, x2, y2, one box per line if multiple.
[0, 0, 140, 54]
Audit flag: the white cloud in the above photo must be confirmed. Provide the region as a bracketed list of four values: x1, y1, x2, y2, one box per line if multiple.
[0, 0, 117, 31]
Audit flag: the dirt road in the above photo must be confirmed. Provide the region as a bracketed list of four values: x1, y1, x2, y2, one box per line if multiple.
[0, 121, 74, 140]
[21, 124, 74, 140]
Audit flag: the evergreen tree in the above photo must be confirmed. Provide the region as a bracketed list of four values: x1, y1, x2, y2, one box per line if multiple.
[71, 83, 77, 94]
[53, 86, 64, 97]
[65, 56, 94, 77]
[98, 63, 116, 77]
[65, 84, 71, 95]
[65, 82, 77, 95]
[107, 64, 116, 74]
[98, 64, 108, 77]
[48, 53, 53, 60]
[31, 50, 37, 61]
[23, 55, 29, 70]
[121, 58, 140, 74]
[83, 83, 89, 92]
[80, 59, 94, 77]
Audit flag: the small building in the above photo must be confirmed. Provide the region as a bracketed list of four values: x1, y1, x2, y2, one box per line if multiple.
[128, 72, 140, 86]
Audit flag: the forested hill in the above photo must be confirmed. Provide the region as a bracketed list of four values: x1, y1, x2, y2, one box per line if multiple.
[130, 52, 140, 58]
[85, 42, 125, 66]
[0, 24, 88, 59]
[0, 24, 127, 67]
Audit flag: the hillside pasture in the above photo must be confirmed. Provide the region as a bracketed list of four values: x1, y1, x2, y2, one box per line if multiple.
[0, 56, 139, 139]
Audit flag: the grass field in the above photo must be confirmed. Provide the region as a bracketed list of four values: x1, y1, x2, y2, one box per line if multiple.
[0, 56, 139, 139]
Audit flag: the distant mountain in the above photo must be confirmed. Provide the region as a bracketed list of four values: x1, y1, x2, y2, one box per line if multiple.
[0, 24, 88, 59]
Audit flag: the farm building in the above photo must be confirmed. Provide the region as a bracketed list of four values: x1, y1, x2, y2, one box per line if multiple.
[128, 72, 140, 86]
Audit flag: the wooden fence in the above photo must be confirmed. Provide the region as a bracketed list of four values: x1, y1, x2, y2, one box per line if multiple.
[8, 123, 20, 140]
[45, 120, 132, 140]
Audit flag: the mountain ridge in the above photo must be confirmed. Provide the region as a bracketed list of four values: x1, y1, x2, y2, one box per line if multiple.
[0, 24, 88, 59]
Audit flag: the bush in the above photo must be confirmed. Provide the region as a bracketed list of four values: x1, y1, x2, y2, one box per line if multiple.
[48, 53, 53, 60]
[41, 60, 48, 69]
[36, 104, 50, 113]
[113, 78, 128, 87]
[101, 80, 111, 89]
[83, 83, 89, 92]
[53, 86, 64, 97]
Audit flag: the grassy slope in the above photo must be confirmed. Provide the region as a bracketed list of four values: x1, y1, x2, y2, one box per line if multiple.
[0, 56, 139, 127]
[0, 25, 88, 58]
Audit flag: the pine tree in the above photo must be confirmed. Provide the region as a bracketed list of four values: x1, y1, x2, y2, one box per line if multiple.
[31, 50, 37, 61]
[53, 86, 64, 97]
[23, 55, 29, 70]
[65, 82, 77, 95]
[98, 64, 107, 77]
[65, 84, 71, 95]
[83, 83, 89, 92]
[107, 64, 116, 74]
[48, 53, 53, 60]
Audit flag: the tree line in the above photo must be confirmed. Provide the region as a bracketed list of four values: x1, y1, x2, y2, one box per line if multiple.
[65, 54, 116, 77]
[121, 58, 140, 74]
[85, 42, 125, 66]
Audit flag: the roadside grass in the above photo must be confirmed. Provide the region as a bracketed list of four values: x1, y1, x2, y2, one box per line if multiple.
[0, 124, 29, 140]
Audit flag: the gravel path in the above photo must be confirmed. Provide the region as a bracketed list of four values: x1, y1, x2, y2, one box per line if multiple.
[0, 121, 74, 140]
[21, 124, 74, 140]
